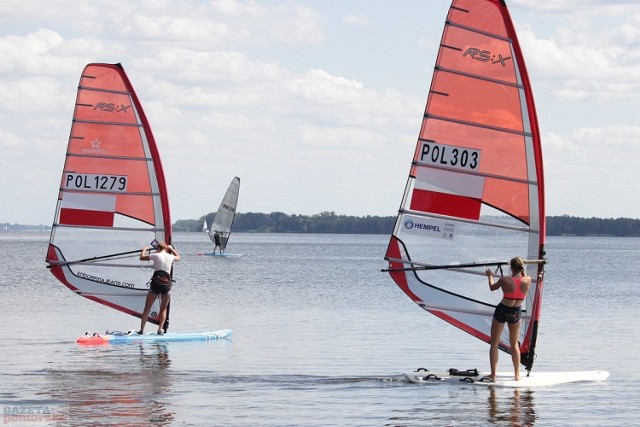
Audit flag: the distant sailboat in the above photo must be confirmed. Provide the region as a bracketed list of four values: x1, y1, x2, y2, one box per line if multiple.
[208, 177, 240, 254]
[45, 63, 172, 325]
[202, 219, 209, 233]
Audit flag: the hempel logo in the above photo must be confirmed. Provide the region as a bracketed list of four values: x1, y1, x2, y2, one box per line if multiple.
[404, 219, 442, 232]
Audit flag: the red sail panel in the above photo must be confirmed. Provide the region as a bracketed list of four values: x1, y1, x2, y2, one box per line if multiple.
[59, 193, 117, 227]
[68, 123, 147, 158]
[428, 71, 523, 131]
[410, 190, 481, 220]
[60, 209, 115, 227]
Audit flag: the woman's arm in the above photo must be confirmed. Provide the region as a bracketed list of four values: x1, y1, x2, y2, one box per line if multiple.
[168, 245, 181, 261]
[485, 269, 502, 291]
[140, 246, 151, 261]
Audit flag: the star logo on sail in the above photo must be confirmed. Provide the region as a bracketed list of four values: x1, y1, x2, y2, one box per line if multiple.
[82, 137, 107, 155]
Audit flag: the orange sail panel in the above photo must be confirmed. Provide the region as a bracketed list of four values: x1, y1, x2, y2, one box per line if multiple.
[385, 0, 546, 372]
[45, 63, 171, 324]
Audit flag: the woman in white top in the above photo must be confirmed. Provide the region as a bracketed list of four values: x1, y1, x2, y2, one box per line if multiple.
[138, 241, 180, 334]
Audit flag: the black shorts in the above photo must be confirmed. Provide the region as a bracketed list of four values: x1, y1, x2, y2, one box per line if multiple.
[150, 270, 172, 295]
[493, 303, 521, 324]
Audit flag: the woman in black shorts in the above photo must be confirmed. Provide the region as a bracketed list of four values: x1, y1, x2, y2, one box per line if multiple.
[485, 257, 532, 381]
[138, 241, 180, 335]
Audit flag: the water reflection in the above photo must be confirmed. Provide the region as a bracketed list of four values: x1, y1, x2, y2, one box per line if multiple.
[487, 387, 536, 426]
[43, 343, 174, 426]
[387, 384, 537, 426]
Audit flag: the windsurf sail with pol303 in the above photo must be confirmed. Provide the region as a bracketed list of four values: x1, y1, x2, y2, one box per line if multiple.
[383, 0, 547, 374]
[208, 177, 240, 252]
[45, 63, 172, 325]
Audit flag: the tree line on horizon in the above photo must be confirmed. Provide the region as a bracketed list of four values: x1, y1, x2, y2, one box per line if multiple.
[3, 213, 639, 236]
[172, 212, 640, 237]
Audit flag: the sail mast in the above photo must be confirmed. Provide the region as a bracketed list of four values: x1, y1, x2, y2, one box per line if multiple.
[498, 0, 546, 370]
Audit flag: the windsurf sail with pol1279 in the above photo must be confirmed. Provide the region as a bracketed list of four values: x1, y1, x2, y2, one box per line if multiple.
[208, 177, 240, 252]
[384, 0, 547, 373]
[45, 63, 172, 325]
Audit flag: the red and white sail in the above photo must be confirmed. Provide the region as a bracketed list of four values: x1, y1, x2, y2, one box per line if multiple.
[384, 0, 546, 372]
[45, 63, 171, 324]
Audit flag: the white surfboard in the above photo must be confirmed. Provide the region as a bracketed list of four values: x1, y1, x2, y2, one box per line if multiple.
[404, 369, 609, 388]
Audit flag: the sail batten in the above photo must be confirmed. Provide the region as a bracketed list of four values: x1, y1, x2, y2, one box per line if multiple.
[399, 209, 536, 233]
[436, 65, 523, 88]
[385, 0, 546, 372]
[424, 114, 533, 137]
[60, 189, 161, 197]
[447, 20, 513, 42]
[73, 119, 143, 128]
[77, 86, 132, 96]
[65, 153, 152, 161]
[426, 305, 528, 318]
[52, 260, 151, 268]
[46, 63, 171, 325]
[77, 291, 149, 297]
[52, 224, 163, 232]
[414, 161, 538, 186]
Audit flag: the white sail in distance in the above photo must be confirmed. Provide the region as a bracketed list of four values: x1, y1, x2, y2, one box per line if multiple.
[208, 177, 240, 251]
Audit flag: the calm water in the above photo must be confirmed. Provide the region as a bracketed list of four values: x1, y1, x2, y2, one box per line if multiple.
[0, 232, 638, 426]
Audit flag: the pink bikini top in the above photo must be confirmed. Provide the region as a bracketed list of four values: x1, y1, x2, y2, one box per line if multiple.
[503, 277, 526, 300]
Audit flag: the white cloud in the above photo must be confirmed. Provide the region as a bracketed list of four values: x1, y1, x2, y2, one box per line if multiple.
[544, 125, 640, 217]
[1, 0, 640, 223]
[344, 15, 370, 26]
[512, 0, 640, 14]
[288, 69, 364, 104]
[0, 76, 71, 112]
[0, 29, 62, 73]
[0, 129, 22, 152]
[518, 9, 640, 101]
[134, 49, 288, 85]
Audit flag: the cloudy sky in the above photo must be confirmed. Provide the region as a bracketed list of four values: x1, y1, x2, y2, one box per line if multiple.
[1, 0, 639, 225]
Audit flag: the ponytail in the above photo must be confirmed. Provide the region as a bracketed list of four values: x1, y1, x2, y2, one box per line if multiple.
[510, 257, 525, 275]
